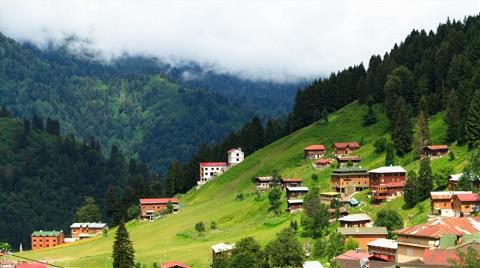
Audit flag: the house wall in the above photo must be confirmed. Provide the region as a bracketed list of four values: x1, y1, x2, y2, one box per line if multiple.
[199, 166, 226, 183]
[431, 199, 453, 211]
[31, 233, 64, 250]
[71, 227, 105, 238]
[397, 244, 427, 259]
[453, 198, 477, 215]
[331, 174, 369, 195]
[346, 234, 387, 251]
[304, 150, 325, 159]
[339, 220, 370, 228]
[228, 150, 244, 166]
[140, 203, 172, 218]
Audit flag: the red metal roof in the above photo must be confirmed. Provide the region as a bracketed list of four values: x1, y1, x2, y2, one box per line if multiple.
[139, 198, 178, 205]
[425, 145, 449, 150]
[396, 217, 480, 239]
[16, 264, 47, 268]
[423, 249, 458, 266]
[161, 261, 190, 268]
[199, 162, 227, 167]
[304, 144, 326, 151]
[333, 142, 360, 149]
[455, 193, 480, 202]
[315, 158, 332, 164]
[335, 250, 372, 260]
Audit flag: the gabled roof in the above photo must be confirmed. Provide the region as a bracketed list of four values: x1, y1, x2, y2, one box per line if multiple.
[338, 213, 371, 222]
[256, 176, 273, 182]
[139, 198, 178, 205]
[333, 142, 360, 149]
[367, 238, 397, 249]
[304, 144, 326, 151]
[424, 145, 449, 150]
[336, 155, 361, 161]
[396, 217, 480, 239]
[455, 193, 480, 202]
[200, 162, 227, 167]
[430, 191, 472, 200]
[315, 158, 332, 164]
[161, 261, 190, 268]
[70, 222, 107, 229]
[31, 230, 62, 237]
[335, 250, 372, 260]
[338, 227, 388, 236]
[211, 243, 234, 253]
[368, 166, 406, 174]
[286, 186, 309, 192]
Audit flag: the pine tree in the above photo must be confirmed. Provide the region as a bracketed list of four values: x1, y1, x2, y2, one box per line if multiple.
[404, 171, 419, 208]
[393, 98, 413, 156]
[321, 108, 329, 123]
[385, 144, 395, 166]
[384, 75, 401, 121]
[391, 66, 415, 105]
[418, 157, 433, 201]
[445, 90, 461, 142]
[32, 115, 43, 131]
[363, 98, 377, 126]
[46, 118, 60, 136]
[112, 221, 135, 268]
[0, 106, 11, 117]
[417, 95, 429, 116]
[465, 90, 480, 147]
[414, 112, 430, 159]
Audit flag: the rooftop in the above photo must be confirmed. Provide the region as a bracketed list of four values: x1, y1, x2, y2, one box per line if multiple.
[430, 191, 473, 200]
[70, 222, 107, 229]
[338, 227, 388, 236]
[423, 249, 458, 266]
[396, 217, 480, 239]
[333, 167, 368, 173]
[211, 243, 234, 253]
[256, 176, 273, 182]
[335, 250, 372, 260]
[139, 198, 178, 205]
[368, 166, 406, 174]
[449, 173, 464, 182]
[161, 261, 190, 268]
[227, 148, 242, 153]
[320, 192, 341, 196]
[424, 145, 449, 150]
[333, 142, 360, 149]
[339, 213, 371, 222]
[287, 199, 304, 204]
[455, 193, 480, 202]
[31, 230, 63, 237]
[200, 162, 227, 167]
[367, 238, 398, 249]
[304, 144, 326, 151]
[281, 178, 303, 182]
[286, 186, 309, 192]
[315, 158, 332, 164]
[336, 155, 361, 161]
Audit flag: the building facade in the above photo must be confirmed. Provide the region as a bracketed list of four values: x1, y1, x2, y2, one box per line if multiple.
[332, 142, 360, 156]
[338, 213, 371, 228]
[286, 186, 308, 198]
[139, 198, 179, 220]
[227, 148, 244, 166]
[70, 223, 107, 239]
[304, 145, 326, 159]
[423, 145, 449, 158]
[31, 230, 64, 250]
[367, 239, 397, 263]
[198, 162, 227, 186]
[338, 227, 388, 251]
[254, 176, 273, 191]
[368, 166, 406, 202]
[453, 193, 480, 216]
[287, 199, 303, 213]
[331, 167, 369, 197]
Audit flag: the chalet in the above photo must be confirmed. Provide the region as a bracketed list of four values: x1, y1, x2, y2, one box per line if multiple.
[368, 166, 406, 202]
[338, 213, 371, 228]
[332, 142, 360, 156]
[211, 243, 234, 261]
[70, 222, 107, 239]
[227, 148, 244, 166]
[328, 207, 349, 219]
[160, 261, 190, 268]
[286, 186, 309, 198]
[255, 176, 273, 190]
[430, 191, 473, 217]
[331, 167, 369, 197]
[31, 230, 64, 251]
[320, 192, 341, 203]
[338, 227, 388, 251]
[281, 178, 303, 188]
[304, 145, 326, 159]
[198, 162, 227, 186]
[395, 217, 480, 261]
[139, 198, 179, 220]
[453, 193, 480, 216]
[448, 173, 480, 190]
[314, 158, 333, 169]
[423, 145, 449, 158]
[287, 199, 304, 212]
[336, 155, 361, 167]
[367, 239, 397, 263]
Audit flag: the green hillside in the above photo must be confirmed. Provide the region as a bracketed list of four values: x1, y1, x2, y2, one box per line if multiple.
[17, 102, 470, 267]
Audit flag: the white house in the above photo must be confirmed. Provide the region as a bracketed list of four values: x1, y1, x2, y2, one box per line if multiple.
[227, 148, 244, 166]
[198, 162, 227, 186]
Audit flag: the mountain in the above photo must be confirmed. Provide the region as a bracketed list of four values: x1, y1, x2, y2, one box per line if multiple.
[18, 102, 470, 267]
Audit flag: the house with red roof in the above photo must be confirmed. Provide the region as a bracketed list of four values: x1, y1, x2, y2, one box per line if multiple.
[314, 158, 333, 169]
[368, 166, 406, 202]
[453, 193, 480, 216]
[430, 191, 474, 217]
[395, 217, 480, 261]
[423, 145, 449, 158]
[198, 162, 227, 186]
[332, 142, 360, 156]
[15, 263, 48, 268]
[139, 198, 179, 220]
[160, 261, 190, 268]
[304, 144, 326, 159]
[334, 250, 373, 267]
[367, 238, 397, 263]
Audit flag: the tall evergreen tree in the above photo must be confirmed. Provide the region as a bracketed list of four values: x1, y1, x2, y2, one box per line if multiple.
[404, 171, 419, 208]
[418, 157, 433, 201]
[465, 90, 480, 147]
[391, 66, 415, 105]
[384, 75, 402, 121]
[112, 221, 135, 268]
[414, 112, 430, 159]
[385, 144, 395, 166]
[46, 118, 61, 136]
[445, 90, 461, 142]
[32, 115, 43, 131]
[0, 106, 11, 117]
[393, 98, 413, 156]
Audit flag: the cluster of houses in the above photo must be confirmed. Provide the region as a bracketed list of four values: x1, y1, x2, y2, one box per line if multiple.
[197, 148, 244, 187]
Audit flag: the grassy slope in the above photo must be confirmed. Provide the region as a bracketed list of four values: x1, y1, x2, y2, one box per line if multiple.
[17, 102, 470, 267]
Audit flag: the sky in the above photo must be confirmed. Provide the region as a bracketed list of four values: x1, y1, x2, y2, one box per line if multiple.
[0, 0, 478, 82]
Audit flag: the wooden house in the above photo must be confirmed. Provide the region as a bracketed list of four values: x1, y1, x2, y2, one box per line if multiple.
[368, 166, 406, 202]
[367, 239, 397, 263]
[139, 198, 179, 220]
[287, 199, 303, 213]
[70, 222, 107, 239]
[281, 178, 303, 188]
[314, 158, 333, 169]
[161, 261, 190, 268]
[448, 173, 480, 190]
[320, 192, 341, 203]
[336, 155, 361, 167]
[430, 191, 473, 217]
[423, 145, 449, 158]
[304, 145, 326, 159]
[338, 227, 388, 251]
[31, 230, 64, 250]
[338, 213, 372, 228]
[286, 186, 308, 198]
[331, 167, 369, 197]
[453, 193, 480, 217]
[211, 243, 234, 261]
[332, 142, 360, 156]
[254, 176, 274, 190]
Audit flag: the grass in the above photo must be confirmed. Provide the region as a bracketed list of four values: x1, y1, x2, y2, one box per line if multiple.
[16, 102, 471, 267]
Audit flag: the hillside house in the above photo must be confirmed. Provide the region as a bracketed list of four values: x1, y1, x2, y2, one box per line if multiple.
[453, 193, 480, 216]
[139, 198, 179, 220]
[281, 178, 303, 188]
[211, 243, 234, 261]
[423, 145, 449, 158]
[314, 158, 333, 169]
[430, 191, 473, 216]
[70, 222, 107, 239]
[448, 173, 463, 190]
[255, 176, 273, 190]
[338, 213, 372, 228]
[328, 207, 349, 219]
[286, 186, 309, 198]
[336, 155, 361, 167]
[160, 261, 190, 268]
[304, 145, 326, 159]
[31, 230, 64, 251]
[332, 142, 360, 156]
[198, 162, 227, 186]
[331, 167, 369, 197]
[367, 239, 397, 263]
[368, 166, 406, 202]
[320, 192, 341, 203]
[287, 199, 304, 213]
[227, 148, 244, 166]
[395, 217, 480, 261]
[338, 227, 388, 251]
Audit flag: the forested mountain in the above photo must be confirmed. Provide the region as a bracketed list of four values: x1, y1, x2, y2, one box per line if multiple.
[0, 112, 166, 249]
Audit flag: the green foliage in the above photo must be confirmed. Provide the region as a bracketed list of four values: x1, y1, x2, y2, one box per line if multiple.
[323, 232, 345, 259]
[210, 221, 217, 230]
[448, 246, 480, 268]
[311, 173, 318, 180]
[445, 90, 461, 142]
[112, 221, 135, 268]
[374, 137, 387, 153]
[385, 143, 395, 166]
[290, 220, 298, 232]
[195, 222, 205, 235]
[268, 187, 282, 215]
[457, 147, 480, 191]
[404, 171, 420, 208]
[414, 112, 430, 159]
[384, 75, 402, 121]
[228, 237, 265, 268]
[74, 196, 101, 222]
[465, 90, 480, 147]
[265, 228, 304, 267]
[0, 242, 10, 252]
[375, 209, 403, 239]
[302, 187, 329, 237]
[418, 157, 433, 200]
[344, 237, 359, 251]
[126, 205, 140, 220]
[393, 98, 413, 156]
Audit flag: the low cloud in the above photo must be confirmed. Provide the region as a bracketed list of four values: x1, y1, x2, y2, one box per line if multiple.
[0, 0, 477, 81]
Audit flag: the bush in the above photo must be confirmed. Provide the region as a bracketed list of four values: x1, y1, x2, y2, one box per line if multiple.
[311, 174, 318, 180]
[449, 151, 455, 161]
[374, 137, 387, 153]
[126, 205, 140, 220]
[210, 221, 217, 230]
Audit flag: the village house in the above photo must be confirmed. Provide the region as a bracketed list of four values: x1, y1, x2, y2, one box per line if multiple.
[332, 142, 360, 156]
[430, 191, 473, 217]
[423, 145, 449, 158]
[139, 198, 179, 220]
[367, 238, 397, 263]
[368, 166, 406, 202]
[198, 162, 227, 186]
[227, 148, 244, 166]
[160, 261, 190, 268]
[211, 243, 234, 261]
[448, 173, 480, 190]
[254, 176, 274, 191]
[287, 199, 304, 213]
[320, 192, 341, 203]
[31, 230, 64, 251]
[304, 144, 326, 159]
[334, 250, 372, 268]
[70, 222, 108, 239]
[395, 216, 480, 262]
[453, 193, 480, 216]
[281, 178, 303, 188]
[336, 155, 361, 167]
[328, 207, 349, 219]
[338, 213, 372, 228]
[314, 158, 333, 169]
[286, 186, 309, 198]
[331, 167, 369, 197]
[338, 227, 388, 251]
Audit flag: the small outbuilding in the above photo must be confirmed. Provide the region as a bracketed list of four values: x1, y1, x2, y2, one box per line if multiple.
[423, 145, 449, 158]
[304, 145, 326, 159]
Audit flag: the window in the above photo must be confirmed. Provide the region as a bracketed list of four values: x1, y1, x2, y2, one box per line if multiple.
[236, 153, 239, 156]
[236, 158, 239, 161]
